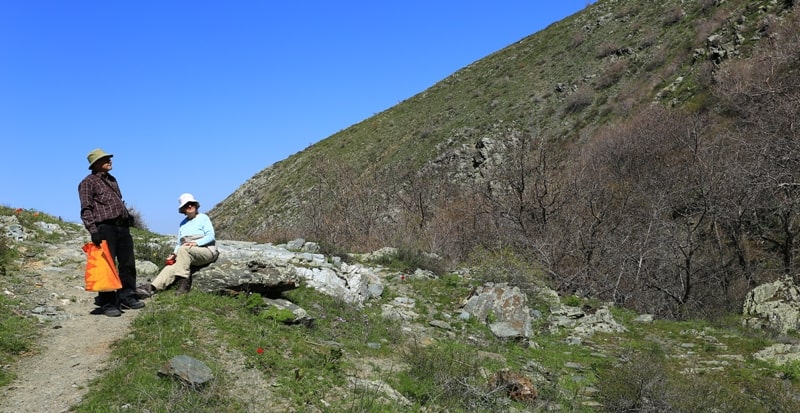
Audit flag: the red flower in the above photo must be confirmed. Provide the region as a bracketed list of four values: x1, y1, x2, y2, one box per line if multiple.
[256, 347, 264, 354]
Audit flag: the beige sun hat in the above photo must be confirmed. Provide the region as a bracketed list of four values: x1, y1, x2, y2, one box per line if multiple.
[178, 193, 200, 212]
[86, 148, 113, 169]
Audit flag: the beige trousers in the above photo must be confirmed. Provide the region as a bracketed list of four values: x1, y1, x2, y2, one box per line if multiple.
[151, 245, 217, 290]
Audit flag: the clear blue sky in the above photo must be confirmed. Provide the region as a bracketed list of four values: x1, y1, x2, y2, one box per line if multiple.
[1, 1, 592, 236]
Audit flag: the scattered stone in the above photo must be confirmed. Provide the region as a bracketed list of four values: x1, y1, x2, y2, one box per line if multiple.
[260, 297, 314, 326]
[158, 355, 214, 388]
[429, 319, 452, 330]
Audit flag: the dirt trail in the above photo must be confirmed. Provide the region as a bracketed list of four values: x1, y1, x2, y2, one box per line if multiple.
[0, 264, 137, 413]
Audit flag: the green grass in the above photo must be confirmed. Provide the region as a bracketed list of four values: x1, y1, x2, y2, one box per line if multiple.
[0, 250, 796, 412]
[0, 295, 38, 387]
[73, 287, 412, 412]
[4, 184, 800, 410]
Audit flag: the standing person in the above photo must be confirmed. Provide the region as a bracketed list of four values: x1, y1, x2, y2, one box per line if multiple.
[137, 193, 218, 297]
[78, 148, 145, 317]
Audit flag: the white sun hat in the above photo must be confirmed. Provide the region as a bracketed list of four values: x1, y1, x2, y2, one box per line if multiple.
[178, 193, 199, 212]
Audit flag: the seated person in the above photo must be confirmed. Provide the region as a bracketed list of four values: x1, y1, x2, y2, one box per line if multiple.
[138, 193, 218, 297]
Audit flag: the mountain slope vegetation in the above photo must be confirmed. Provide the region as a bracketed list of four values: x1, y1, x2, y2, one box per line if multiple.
[209, 0, 800, 320]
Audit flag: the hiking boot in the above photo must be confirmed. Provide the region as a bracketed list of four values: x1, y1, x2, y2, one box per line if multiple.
[101, 304, 121, 317]
[120, 295, 145, 310]
[175, 276, 192, 295]
[136, 283, 156, 298]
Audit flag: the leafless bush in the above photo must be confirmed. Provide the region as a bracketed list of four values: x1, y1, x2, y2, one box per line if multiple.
[595, 59, 629, 89]
[564, 88, 594, 113]
[127, 206, 148, 231]
[425, 192, 492, 261]
[597, 347, 783, 412]
[662, 6, 684, 26]
[693, 9, 730, 45]
[299, 157, 392, 252]
[571, 32, 585, 48]
[596, 347, 673, 412]
[596, 42, 623, 59]
[397, 343, 511, 411]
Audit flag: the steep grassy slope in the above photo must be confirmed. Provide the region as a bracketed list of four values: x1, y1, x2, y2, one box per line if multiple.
[209, 0, 789, 241]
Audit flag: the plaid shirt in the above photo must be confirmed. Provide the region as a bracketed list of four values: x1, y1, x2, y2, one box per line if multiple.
[78, 172, 128, 234]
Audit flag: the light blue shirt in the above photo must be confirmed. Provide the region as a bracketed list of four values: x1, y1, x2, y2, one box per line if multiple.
[174, 212, 216, 253]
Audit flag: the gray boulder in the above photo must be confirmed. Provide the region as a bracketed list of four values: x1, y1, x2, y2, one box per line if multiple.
[189, 240, 383, 305]
[743, 275, 800, 335]
[461, 283, 533, 339]
[192, 258, 300, 296]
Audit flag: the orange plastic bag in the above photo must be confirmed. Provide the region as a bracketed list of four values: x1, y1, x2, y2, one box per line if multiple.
[82, 240, 122, 292]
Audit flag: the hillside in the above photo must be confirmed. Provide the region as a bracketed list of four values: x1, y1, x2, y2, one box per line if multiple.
[209, 0, 800, 322]
[210, 0, 784, 236]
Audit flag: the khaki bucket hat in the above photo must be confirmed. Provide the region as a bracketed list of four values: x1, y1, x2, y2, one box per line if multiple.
[87, 148, 113, 169]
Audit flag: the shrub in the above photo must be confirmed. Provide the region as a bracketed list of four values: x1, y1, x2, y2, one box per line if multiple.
[466, 246, 545, 298]
[394, 343, 509, 410]
[130, 230, 174, 268]
[596, 346, 674, 412]
[373, 247, 447, 276]
[0, 236, 15, 276]
[127, 206, 148, 231]
[596, 345, 767, 412]
[596, 60, 629, 89]
[317, 240, 353, 264]
[663, 6, 684, 26]
[564, 88, 594, 114]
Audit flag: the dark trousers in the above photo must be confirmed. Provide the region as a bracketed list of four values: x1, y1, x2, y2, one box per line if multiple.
[96, 223, 137, 305]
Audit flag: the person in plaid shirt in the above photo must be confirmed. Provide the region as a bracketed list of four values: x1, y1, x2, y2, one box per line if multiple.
[78, 148, 145, 317]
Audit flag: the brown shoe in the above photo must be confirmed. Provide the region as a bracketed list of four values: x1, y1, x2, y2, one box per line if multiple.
[136, 283, 156, 298]
[175, 276, 192, 295]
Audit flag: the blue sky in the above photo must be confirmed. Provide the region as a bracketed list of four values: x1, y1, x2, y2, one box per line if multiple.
[1, 1, 592, 235]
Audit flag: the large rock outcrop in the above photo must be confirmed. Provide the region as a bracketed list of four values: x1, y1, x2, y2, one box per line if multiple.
[190, 239, 384, 305]
[742, 275, 800, 335]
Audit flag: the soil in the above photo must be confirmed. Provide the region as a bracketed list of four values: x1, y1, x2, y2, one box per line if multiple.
[0, 240, 138, 413]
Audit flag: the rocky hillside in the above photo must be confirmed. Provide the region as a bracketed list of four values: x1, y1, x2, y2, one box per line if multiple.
[209, 0, 791, 238]
[3, 208, 800, 411]
[209, 0, 800, 324]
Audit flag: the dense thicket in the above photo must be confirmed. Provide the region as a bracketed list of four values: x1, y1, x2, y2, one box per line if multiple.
[270, 4, 800, 320]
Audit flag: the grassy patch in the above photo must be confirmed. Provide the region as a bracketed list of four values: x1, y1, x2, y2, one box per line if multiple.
[74, 286, 412, 412]
[0, 295, 38, 387]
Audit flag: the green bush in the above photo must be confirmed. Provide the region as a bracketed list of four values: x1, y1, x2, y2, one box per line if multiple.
[466, 246, 545, 298]
[373, 247, 447, 276]
[0, 236, 15, 276]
